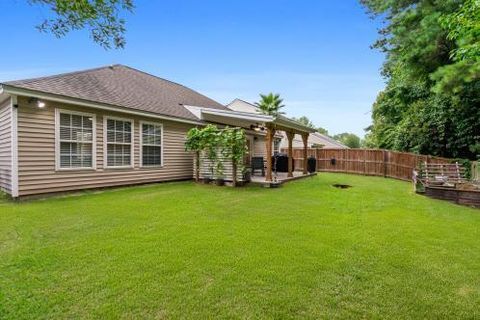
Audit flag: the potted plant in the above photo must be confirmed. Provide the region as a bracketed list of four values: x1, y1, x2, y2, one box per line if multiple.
[214, 161, 225, 186]
[203, 164, 213, 184]
[242, 166, 251, 183]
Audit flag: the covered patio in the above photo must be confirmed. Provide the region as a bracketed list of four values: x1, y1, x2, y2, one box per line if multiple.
[250, 171, 317, 187]
[188, 106, 317, 185]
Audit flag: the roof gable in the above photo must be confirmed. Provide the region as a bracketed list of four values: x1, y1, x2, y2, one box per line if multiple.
[226, 98, 260, 114]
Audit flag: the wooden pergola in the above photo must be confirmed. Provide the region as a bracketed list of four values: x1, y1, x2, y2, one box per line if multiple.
[264, 120, 314, 182]
[188, 106, 315, 183]
[192, 107, 317, 183]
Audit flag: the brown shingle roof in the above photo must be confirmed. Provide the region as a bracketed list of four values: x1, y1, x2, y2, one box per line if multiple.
[3, 64, 226, 121]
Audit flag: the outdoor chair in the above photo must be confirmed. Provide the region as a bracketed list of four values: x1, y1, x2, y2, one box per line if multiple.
[251, 157, 265, 176]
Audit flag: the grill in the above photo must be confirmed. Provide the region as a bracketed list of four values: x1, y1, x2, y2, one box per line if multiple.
[271, 153, 294, 173]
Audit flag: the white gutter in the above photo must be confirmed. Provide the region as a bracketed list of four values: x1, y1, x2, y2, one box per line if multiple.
[1, 85, 205, 126]
[199, 107, 273, 122]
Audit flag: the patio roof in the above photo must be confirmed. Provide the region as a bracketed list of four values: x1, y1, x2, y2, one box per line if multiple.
[184, 106, 316, 134]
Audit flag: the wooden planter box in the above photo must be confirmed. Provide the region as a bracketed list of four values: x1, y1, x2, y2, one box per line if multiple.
[425, 186, 480, 208]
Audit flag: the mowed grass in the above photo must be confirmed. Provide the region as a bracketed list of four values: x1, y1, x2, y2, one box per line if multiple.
[1, 173, 479, 319]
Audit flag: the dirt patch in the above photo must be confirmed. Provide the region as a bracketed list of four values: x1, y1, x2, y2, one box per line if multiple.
[332, 184, 352, 189]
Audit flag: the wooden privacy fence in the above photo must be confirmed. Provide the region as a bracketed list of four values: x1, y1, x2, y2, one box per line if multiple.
[281, 148, 456, 181]
[473, 162, 479, 182]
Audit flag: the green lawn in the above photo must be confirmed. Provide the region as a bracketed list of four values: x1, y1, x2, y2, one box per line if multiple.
[1, 173, 479, 319]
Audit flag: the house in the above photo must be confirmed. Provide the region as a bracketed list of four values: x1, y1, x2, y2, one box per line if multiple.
[226, 99, 348, 151]
[0, 65, 314, 198]
[278, 132, 348, 150]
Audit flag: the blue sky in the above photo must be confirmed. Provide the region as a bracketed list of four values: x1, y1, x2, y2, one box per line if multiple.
[0, 0, 385, 137]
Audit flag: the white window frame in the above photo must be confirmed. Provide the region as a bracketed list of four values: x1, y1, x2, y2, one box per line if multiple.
[273, 138, 281, 154]
[55, 108, 97, 171]
[103, 116, 134, 169]
[139, 121, 163, 168]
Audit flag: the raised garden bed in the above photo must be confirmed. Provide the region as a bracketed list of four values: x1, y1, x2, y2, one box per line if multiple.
[424, 185, 480, 208]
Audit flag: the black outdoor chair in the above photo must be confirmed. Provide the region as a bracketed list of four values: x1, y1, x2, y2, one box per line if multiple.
[251, 157, 265, 176]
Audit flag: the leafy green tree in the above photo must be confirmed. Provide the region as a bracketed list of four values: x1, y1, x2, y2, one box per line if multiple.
[433, 0, 480, 93]
[29, 0, 134, 49]
[292, 116, 330, 136]
[292, 116, 315, 129]
[221, 128, 248, 187]
[361, 0, 480, 160]
[316, 127, 330, 136]
[333, 133, 361, 149]
[255, 93, 285, 118]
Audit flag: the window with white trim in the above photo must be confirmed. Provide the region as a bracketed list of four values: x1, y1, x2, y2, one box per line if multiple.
[273, 139, 281, 154]
[105, 118, 133, 167]
[141, 123, 162, 166]
[58, 111, 94, 169]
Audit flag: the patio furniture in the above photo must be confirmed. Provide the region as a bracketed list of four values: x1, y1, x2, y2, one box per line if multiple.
[251, 157, 265, 176]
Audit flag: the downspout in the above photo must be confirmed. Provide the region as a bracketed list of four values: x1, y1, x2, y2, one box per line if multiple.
[11, 95, 19, 198]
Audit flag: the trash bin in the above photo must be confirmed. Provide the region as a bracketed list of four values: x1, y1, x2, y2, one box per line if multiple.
[272, 153, 294, 172]
[307, 157, 317, 173]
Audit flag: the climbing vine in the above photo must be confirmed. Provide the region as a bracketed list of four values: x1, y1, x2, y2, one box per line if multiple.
[185, 125, 247, 186]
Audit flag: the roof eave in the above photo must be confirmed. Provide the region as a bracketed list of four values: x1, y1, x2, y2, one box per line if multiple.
[200, 108, 273, 122]
[196, 107, 316, 134]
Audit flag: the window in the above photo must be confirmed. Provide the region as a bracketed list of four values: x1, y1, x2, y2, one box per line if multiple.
[56, 110, 95, 170]
[140, 122, 162, 167]
[104, 117, 133, 168]
[273, 139, 281, 154]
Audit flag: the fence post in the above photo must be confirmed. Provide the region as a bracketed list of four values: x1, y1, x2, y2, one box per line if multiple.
[364, 149, 367, 175]
[383, 150, 387, 178]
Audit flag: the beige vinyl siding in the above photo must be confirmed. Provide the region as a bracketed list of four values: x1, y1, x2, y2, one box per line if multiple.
[197, 151, 244, 182]
[17, 96, 194, 196]
[253, 136, 267, 159]
[0, 98, 12, 194]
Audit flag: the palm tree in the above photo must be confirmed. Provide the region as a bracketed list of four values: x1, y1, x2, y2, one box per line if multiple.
[255, 93, 285, 118]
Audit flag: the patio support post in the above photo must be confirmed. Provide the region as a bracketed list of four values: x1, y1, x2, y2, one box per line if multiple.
[302, 133, 309, 175]
[287, 131, 295, 178]
[265, 125, 276, 182]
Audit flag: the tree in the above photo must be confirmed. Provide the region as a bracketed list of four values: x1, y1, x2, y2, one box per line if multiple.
[316, 127, 330, 136]
[292, 116, 330, 136]
[221, 128, 248, 187]
[29, 0, 134, 49]
[333, 133, 361, 149]
[255, 93, 285, 118]
[292, 116, 315, 129]
[432, 0, 480, 93]
[361, 0, 480, 160]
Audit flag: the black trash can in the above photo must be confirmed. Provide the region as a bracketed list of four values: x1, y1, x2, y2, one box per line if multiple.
[272, 153, 294, 172]
[307, 157, 317, 173]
